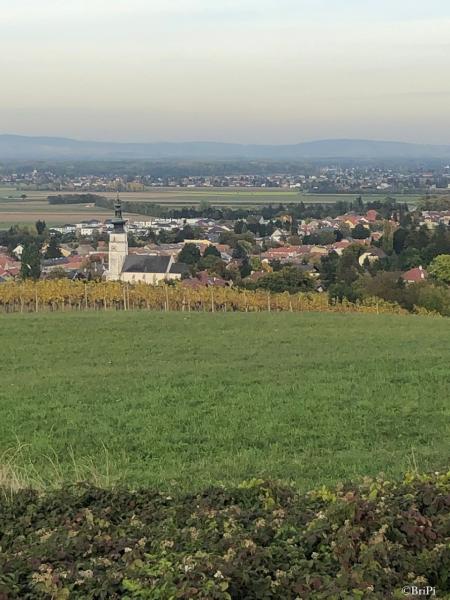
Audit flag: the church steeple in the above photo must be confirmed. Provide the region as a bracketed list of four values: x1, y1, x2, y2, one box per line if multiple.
[112, 192, 126, 232]
[107, 190, 128, 280]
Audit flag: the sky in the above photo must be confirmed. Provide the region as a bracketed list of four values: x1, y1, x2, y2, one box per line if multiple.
[1, 0, 449, 144]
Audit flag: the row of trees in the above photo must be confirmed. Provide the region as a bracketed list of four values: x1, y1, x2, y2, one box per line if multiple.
[48, 194, 103, 205]
[94, 195, 410, 223]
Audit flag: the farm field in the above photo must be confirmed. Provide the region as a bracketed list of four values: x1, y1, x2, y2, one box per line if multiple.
[0, 186, 422, 226]
[100, 190, 420, 209]
[0, 311, 448, 491]
[0, 189, 112, 227]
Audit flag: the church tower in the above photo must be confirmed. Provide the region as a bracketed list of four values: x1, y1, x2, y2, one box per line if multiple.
[107, 195, 128, 280]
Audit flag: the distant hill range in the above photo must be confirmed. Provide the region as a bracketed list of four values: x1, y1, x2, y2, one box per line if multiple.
[1, 134, 450, 161]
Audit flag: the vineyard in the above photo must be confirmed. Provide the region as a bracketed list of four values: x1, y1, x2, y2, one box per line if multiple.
[0, 280, 420, 315]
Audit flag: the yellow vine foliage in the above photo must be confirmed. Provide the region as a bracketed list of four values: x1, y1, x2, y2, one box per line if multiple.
[0, 280, 426, 316]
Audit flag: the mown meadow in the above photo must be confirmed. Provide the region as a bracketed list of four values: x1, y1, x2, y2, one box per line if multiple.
[0, 311, 449, 491]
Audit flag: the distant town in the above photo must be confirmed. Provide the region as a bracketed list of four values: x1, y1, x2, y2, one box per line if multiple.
[1, 163, 450, 194]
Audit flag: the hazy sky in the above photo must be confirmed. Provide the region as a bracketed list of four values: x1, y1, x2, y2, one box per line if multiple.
[1, 0, 449, 144]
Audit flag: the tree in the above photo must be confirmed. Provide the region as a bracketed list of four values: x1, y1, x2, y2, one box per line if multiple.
[197, 256, 226, 277]
[83, 256, 104, 281]
[303, 230, 336, 245]
[239, 257, 252, 279]
[393, 227, 408, 254]
[246, 266, 314, 294]
[44, 237, 62, 259]
[234, 220, 247, 234]
[429, 255, 450, 285]
[352, 224, 370, 240]
[405, 225, 429, 251]
[334, 229, 344, 242]
[336, 245, 363, 286]
[20, 241, 41, 280]
[290, 217, 299, 235]
[203, 245, 221, 258]
[381, 221, 394, 254]
[414, 282, 450, 316]
[219, 231, 255, 248]
[35, 220, 46, 235]
[329, 245, 364, 301]
[421, 224, 450, 265]
[354, 195, 364, 212]
[250, 256, 263, 271]
[232, 241, 251, 259]
[355, 272, 406, 306]
[178, 243, 201, 265]
[319, 251, 339, 289]
[91, 230, 100, 250]
[338, 223, 352, 240]
[175, 225, 196, 242]
[158, 229, 174, 244]
[398, 247, 422, 270]
[127, 232, 140, 248]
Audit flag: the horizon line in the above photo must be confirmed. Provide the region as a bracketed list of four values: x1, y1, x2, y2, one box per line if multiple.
[1, 133, 450, 147]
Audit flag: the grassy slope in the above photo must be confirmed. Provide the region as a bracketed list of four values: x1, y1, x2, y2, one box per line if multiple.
[0, 311, 448, 491]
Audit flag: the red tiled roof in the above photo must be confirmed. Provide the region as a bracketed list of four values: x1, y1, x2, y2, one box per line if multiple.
[332, 241, 350, 249]
[262, 245, 310, 258]
[0, 256, 20, 269]
[402, 267, 428, 282]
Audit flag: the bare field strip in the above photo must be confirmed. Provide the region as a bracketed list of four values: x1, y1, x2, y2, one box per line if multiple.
[0, 199, 139, 227]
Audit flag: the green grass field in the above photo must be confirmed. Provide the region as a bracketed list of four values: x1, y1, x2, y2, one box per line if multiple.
[1, 311, 448, 491]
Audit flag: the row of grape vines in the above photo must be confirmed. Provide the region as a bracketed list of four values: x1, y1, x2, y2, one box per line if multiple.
[0, 280, 420, 316]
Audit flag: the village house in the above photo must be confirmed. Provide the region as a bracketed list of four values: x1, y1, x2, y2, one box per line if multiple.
[181, 271, 228, 289]
[358, 247, 387, 266]
[50, 224, 77, 235]
[0, 252, 21, 280]
[401, 266, 428, 284]
[76, 219, 103, 237]
[270, 229, 285, 244]
[261, 246, 303, 262]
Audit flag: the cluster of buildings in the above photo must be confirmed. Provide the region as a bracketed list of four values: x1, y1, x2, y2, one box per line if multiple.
[418, 210, 450, 229]
[2, 197, 447, 287]
[49, 216, 233, 242]
[2, 165, 450, 194]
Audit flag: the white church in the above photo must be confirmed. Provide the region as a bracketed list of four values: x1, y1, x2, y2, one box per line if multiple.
[106, 197, 188, 284]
